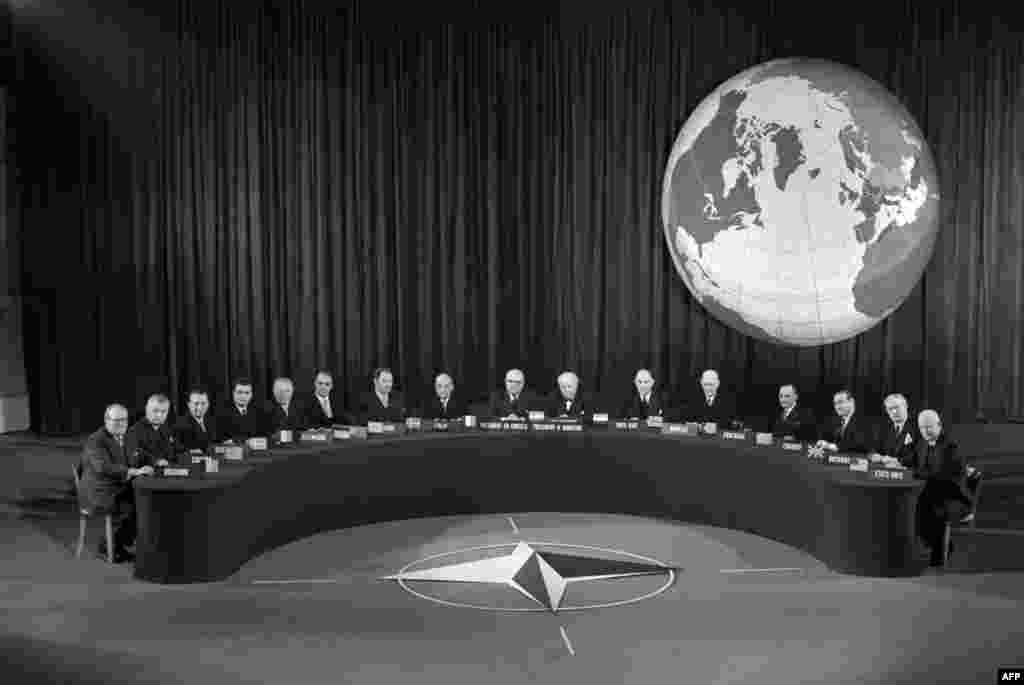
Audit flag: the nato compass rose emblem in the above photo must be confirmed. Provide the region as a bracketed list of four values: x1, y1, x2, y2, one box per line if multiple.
[382, 541, 678, 613]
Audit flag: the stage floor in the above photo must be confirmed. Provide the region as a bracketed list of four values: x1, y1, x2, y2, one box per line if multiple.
[2, 432, 1024, 684]
[2, 510, 1024, 685]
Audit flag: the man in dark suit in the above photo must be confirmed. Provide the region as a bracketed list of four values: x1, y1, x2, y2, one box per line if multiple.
[686, 369, 741, 430]
[771, 384, 816, 441]
[218, 378, 268, 442]
[545, 371, 589, 418]
[172, 387, 220, 452]
[124, 394, 184, 467]
[79, 404, 154, 562]
[303, 369, 341, 428]
[620, 368, 670, 420]
[266, 377, 306, 433]
[421, 372, 465, 420]
[871, 393, 918, 464]
[488, 368, 540, 419]
[355, 367, 407, 423]
[815, 389, 872, 453]
[911, 409, 973, 566]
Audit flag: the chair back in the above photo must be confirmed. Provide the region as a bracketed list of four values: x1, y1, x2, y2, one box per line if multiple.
[72, 463, 89, 515]
[965, 468, 983, 503]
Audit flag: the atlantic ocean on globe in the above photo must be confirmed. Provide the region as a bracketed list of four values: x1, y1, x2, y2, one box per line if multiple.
[661, 58, 940, 347]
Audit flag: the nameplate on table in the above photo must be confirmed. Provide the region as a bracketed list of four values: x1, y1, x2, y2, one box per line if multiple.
[703, 423, 718, 435]
[463, 415, 477, 428]
[405, 417, 422, 430]
[827, 454, 853, 465]
[332, 428, 350, 439]
[162, 467, 190, 477]
[592, 413, 609, 424]
[481, 420, 528, 431]
[528, 410, 546, 422]
[246, 437, 268, 451]
[754, 432, 774, 446]
[191, 455, 206, 464]
[613, 420, 639, 430]
[849, 459, 869, 472]
[278, 430, 293, 444]
[367, 422, 394, 434]
[558, 422, 583, 432]
[662, 423, 694, 435]
[870, 467, 908, 481]
[781, 441, 803, 452]
[721, 430, 747, 441]
[213, 444, 244, 460]
[346, 426, 368, 439]
[646, 416, 665, 428]
[532, 422, 557, 432]
[300, 430, 330, 443]
[432, 420, 450, 431]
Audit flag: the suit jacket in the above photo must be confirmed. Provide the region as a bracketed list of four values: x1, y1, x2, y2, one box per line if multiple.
[355, 391, 407, 423]
[420, 395, 466, 420]
[487, 389, 540, 419]
[172, 414, 221, 452]
[123, 420, 184, 466]
[302, 392, 342, 428]
[545, 392, 590, 419]
[771, 405, 817, 441]
[266, 401, 307, 433]
[822, 413, 873, 453]
[911, 434, 972, 513]
[620, 390, 670, 420]
[217, 403, 269, 441]
[78, 428, 135, 513]
[875, 418, 918, 464]
[685, 391, 740, 427]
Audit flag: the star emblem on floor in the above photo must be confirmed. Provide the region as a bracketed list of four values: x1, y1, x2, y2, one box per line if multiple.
[382, 542, 677, 613]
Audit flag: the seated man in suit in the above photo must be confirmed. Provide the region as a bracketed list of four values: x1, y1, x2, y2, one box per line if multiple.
[814, 389, 872, 453]
[870, 393, 918, 465]
[620, 368, 670, 420]
[546, 371, 588, 418]
[686, 369, 741, 430]
[488, 368, 539, 419]
[79, 404, 154, 562]
[912, 409, 973, 566]
[172, 386, 220, 453]
[124, 394, 184, 467]
[303, 369, 340, 428]
[356, 367, 407, 423]
[771, 384, 816, 441]
[267, 376, 306, 434]
[218, 378, 268, 442]
[421, 372, 465, 420]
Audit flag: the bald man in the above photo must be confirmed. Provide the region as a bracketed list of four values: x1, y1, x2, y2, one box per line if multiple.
[124, 394, 185, 467]
[911, 410, 973, 566]
[421, 373, 465, 419]
[266, 377, 307, 432]
[685, 369, 740, 428]
[79, 404, 155, 562]
[545, 371, 589, 418]
[488, 368, 539, 419]
[620, 369, 671, 420]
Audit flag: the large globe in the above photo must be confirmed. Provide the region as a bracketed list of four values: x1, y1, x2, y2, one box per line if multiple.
[662, 58, 940, 346]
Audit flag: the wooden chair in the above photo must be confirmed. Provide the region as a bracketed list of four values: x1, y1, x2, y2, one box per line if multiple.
[943, 466, 984, 563]
[72, 464, 114, 563]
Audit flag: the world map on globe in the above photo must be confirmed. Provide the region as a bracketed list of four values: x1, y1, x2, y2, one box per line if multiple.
[661, 58, 940, 346]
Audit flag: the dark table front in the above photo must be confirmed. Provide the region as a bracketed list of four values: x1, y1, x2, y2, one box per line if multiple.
[132, 430, 925, 583]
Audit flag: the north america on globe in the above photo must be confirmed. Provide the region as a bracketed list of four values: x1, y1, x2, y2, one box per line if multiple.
[661, 58, 940, 346]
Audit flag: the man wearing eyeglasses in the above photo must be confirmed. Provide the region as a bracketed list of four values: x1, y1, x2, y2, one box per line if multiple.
[79, 404, 154, 562]
[488, 368, 539, 419]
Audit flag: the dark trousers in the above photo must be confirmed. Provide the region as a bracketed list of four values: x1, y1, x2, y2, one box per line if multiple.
[106, 484, 136, 551]
[915, 479, 970, 563]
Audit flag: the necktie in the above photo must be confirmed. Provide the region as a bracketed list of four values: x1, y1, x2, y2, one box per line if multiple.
[511, 394, 518, 404]
[841, 417, 849, 435]
[282, 405, 288, 416]
[198, 419, 205, 432]
[707, 396, 713, 406]
[442, 399, 447, 412]
[240, 407, 246, 416]
[895, 422, 902, 434]
[322, 397, 332, 418]
[784, 407, 792, 420]
[566, 400, 572, 412]
[381, 394, 389, 408]
[116, 435, 123, 449]
[642, 394, 649, 405]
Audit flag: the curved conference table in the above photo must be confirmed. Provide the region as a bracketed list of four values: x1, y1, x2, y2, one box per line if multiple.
[132, 425, 926, 583]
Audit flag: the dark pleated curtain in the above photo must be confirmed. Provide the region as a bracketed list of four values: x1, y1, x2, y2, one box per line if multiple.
[10, 0, 1024, 434]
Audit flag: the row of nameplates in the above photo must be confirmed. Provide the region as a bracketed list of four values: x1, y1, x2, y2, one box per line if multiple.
[177, 420, 909, 483]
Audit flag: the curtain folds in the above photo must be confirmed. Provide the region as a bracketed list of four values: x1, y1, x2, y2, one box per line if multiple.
[10, 0, 1024, 433]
